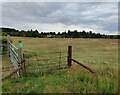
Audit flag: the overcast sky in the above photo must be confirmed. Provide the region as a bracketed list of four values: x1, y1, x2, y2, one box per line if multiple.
[1, 2, 118, 35]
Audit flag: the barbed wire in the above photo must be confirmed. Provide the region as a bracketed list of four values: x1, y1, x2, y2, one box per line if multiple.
[60, 55, 68, 58]
[42, 44, 68, 48]
[37, 50, 67, 55]
[25, 49, 67, 56]
[2, 66, 14, 71]
[34, 54, 67, 62]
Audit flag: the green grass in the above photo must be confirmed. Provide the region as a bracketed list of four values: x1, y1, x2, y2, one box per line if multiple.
[2, 37, 118, 93]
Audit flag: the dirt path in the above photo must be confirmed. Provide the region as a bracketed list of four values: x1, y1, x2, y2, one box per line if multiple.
[2, 54, 16, 79]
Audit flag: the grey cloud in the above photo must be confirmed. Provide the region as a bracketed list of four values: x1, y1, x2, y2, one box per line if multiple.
[2, 2, 118, 34]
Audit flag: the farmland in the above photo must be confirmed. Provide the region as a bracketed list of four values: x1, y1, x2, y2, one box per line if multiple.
[2, 37, 118, 93]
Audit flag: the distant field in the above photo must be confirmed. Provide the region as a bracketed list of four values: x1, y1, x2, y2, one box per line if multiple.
[2, 37, 118, 93]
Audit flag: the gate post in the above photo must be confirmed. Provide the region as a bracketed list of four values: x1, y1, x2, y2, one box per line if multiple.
[18, 41, 24, 76]
[18, 41, 23, 62]
[68, 46, 72, 68]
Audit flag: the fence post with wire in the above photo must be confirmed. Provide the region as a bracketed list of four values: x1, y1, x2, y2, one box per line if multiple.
[67, 45, 95, 73]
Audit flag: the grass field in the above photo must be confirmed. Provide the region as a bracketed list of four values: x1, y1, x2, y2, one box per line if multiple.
[2, 37, 118, 93]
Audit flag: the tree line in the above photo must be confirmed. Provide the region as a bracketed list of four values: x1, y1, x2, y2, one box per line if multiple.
[1, 27, 119, 39]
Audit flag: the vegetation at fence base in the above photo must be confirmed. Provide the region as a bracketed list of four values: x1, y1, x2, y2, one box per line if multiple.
[2, 64, 118, 93]
[2, 37, 118, 93]
[2, 38, 7, 53]
[1, 27, 120, 39]
[0, 37, 7, 55]
[0, 36, 12, 55]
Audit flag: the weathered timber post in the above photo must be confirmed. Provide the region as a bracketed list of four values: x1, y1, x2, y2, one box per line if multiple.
[7, 35, 10, 57]
[18, 41, 24, 76]
[68, 46, 72, 68]
[22, 53, 26, 77]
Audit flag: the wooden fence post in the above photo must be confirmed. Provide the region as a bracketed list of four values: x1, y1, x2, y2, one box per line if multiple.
[18, 41, 24, 76]
[22, 53, 26, 77]
[68, 46, 72, 68]
[7, 35, 10, 57]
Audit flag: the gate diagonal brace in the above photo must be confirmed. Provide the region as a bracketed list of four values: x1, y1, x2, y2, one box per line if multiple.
[71, 59, 95, 74]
